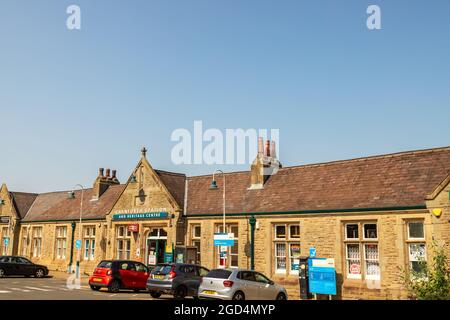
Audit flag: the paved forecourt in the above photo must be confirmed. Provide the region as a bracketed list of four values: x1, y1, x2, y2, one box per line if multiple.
[0, 276, 162, 300]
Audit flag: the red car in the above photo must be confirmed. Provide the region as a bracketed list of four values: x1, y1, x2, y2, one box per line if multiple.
[89, 260, 150, 293]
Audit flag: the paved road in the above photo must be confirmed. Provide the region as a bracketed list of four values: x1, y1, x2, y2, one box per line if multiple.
[0, 276, 172, 300]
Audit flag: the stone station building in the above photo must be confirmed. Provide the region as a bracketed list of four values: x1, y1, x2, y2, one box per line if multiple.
[1, 144, 449, 300]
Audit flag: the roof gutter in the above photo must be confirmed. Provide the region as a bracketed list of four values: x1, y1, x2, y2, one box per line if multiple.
[186, 205, 428, 218]
[21, 218, 106, 223]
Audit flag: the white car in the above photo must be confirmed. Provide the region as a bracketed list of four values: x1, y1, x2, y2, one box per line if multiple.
[198, 268, 288, 300]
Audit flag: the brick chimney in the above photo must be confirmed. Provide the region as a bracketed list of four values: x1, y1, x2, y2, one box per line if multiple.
[92, 167, 120, 200]
[249, 138, 282, 190]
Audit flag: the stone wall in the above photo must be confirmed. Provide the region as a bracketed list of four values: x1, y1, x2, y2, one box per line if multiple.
[186, 208, 437, 300]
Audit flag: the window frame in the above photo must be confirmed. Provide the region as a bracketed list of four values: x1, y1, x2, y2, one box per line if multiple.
[405, 220, 427, 273]
[83, 225, 96, 261]
[32, 227, 43, 258]
[273, 223, 300, 275]
[215, 224, 239, 269]
[343, 221, 380, 281]
[116, 225, 132, 260]
[55, 226, 68, 260]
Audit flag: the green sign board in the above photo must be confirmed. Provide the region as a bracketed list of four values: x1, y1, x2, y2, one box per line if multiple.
[112, 212, 169, 220]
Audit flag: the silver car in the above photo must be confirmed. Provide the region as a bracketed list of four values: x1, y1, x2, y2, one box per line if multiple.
[198, 268, 288, 300]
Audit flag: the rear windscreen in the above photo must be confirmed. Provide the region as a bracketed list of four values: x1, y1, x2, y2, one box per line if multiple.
[97, 261, 112, 268]
[152, 265, 173, 274]
[205, 269, 232, 279]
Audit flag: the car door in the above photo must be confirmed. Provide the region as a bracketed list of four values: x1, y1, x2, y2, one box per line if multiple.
[135, 263, 150, 289]
[179, 265, 197, 296]
[10, 257, 25, 276]
[254, 272, 278, 300]
[193, 266, 210, 296]
[118, 261, 135, 288]
[237, 271, 259, 300]
[17, 257, 35, 276]
[0, 257, 14, 275]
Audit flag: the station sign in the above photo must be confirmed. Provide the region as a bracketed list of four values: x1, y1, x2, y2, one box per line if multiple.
[214, 233, 234, 246]
[112, 212, 168, 221]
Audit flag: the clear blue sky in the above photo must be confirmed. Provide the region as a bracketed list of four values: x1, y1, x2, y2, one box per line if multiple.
[0, 0, 449, 193]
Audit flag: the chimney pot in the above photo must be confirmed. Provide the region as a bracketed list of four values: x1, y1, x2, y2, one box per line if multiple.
[258, 137, 264, 155]
[271, 141, 277, 159]
[265, 140, 271, 157]
[112, 170, 117, 179]
[99, 168, 104, 177]
[105, 168, 111, 178]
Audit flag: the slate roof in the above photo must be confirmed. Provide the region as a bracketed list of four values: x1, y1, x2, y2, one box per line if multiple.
[22, 184, 125, 222]
[155, 170, 186, 210]
[9, 192, 39, 219]
[186, 146, 450, 215]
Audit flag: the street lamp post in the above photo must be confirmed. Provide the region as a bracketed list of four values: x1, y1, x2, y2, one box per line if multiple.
[210, 170, 227, 267]
[210, 170, 226, 232]
[68, 184, 84, 278]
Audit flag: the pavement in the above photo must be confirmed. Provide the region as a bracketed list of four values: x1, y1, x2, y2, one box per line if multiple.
[0, 271, 176, 300]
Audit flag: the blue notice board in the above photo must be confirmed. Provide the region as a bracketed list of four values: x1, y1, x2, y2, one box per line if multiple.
[213, 233, 234, 246]
[308, 258, 337, 295]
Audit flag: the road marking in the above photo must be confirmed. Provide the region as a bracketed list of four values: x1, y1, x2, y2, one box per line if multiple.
[0, 290, 11, 293]
[24, 286, 53, 292]
[10, 288, 32, 292]
[42, 286, 70, 291]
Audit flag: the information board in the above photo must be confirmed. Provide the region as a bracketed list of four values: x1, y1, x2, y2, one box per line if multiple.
[308, 258, 337, 295]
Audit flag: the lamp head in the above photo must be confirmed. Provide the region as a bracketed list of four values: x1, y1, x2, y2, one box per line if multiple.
[209, 180, 218, 190]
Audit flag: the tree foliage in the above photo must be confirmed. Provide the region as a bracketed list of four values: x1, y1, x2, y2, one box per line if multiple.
[401, 242, 450, 300]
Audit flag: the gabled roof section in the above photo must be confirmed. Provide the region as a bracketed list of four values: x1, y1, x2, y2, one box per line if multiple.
[10, 192, 39, 219]
[22, 184, 125, 222]
[155, 170, 186, 210]
[186, 146, 450, 215]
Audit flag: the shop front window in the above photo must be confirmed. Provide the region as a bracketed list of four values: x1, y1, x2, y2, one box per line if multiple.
[343, 222, 380, 280]
[273, 224, 300, 274]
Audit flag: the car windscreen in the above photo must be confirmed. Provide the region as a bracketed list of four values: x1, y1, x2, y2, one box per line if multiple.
[97, 261, 112, 268]
[151, 265, 173, 274]
[205, 269, 233, 279]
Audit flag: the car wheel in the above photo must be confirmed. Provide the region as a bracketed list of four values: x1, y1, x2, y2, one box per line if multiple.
[150, 291, 162, 299]
[108, 280, 120, 293]
[0, 268, 5, 278]
[232, 291, 245, 300]
[90, 285, 101, 291]
[173, 286, 187, 300]
[35, 268, 45, 278]
[276, 292, 287, 300]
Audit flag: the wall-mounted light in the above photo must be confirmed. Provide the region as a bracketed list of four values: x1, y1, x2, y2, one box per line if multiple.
[67, 191, 75, 199]
[209, 180, 218, 189]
